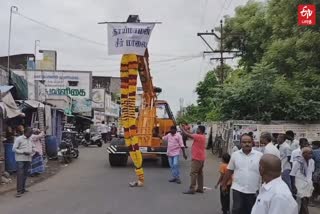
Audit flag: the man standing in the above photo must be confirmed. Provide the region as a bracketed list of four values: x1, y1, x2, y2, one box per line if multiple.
[277, 133, 292, 190]
[192, 122, 201, 134]
[222, 134, 263, 214]
[251, 154, 298, 214]
[163, 126, 187, 184]
[291, 138, 309, 163]
[180, 125, 206, 194]
[260, 132, 280, 158]
[291, 147, 315, 214]
[111, 123, 118, 137]
[100, 121, 108, 143]
[286, 130, 300, 154]
[12, 128, 34, 197]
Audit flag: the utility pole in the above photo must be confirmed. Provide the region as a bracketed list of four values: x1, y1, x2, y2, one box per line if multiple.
[34, 40, 40, 69]
[179, 97, 184, 116]
[7, 6, 18, 73]
[197, 20, 242, 84]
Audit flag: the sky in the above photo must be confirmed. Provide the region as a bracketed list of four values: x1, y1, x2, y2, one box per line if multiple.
[0, 0, 249, 114]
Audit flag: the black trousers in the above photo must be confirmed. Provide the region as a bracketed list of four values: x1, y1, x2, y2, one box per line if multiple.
[16, 161, 31, 193]
[220, 185, 231, 214]
[232, 189, 256, 214]
[300, 197, 309, 214]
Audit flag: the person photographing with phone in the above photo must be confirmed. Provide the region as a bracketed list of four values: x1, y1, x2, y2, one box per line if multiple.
[12, 127, 35, 197]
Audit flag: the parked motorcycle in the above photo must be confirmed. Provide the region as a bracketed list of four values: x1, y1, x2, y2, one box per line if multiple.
[58, 138, 73, 163]
[75, 132, 84, 147]
[81, 131, 103, 147]
[58, 130, 79, 163]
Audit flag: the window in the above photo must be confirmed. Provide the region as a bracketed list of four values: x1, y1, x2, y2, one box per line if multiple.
[68, 81, 78, 86]
[156, 104, 169, 119]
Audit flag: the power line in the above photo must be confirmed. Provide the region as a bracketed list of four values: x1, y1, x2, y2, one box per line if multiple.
[92, 57, 200, 74]
[197, 20, 243, 84]
[15, 12, 106, 47]
[214, 0, 234, 25]
[200, 0, 209, 28]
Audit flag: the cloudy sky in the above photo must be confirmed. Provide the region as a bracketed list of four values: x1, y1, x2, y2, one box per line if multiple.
[0, 0, 249, 114]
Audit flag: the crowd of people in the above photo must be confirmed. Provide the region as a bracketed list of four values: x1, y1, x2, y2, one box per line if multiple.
[9, 121, 320, 214]
[163, 125, 320, 214]
[217, 131, 320, 214]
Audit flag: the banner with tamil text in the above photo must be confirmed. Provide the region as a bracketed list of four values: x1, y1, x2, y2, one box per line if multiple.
[107, 23, 155, 55]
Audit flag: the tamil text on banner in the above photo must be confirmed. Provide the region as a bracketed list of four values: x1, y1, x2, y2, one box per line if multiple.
[107, 23, 155, 55]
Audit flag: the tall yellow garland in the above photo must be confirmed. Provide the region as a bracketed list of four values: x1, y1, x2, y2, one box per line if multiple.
[121, 54, 144, 187]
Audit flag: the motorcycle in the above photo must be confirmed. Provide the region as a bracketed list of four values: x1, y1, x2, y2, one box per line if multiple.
[75, 132, 84, 147]
[81, 131, 103, 147]
[58, 130, 79, 163]
[58, 138, 73, 163]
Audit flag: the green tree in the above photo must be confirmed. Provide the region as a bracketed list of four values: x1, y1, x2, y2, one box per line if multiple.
[183, 0, 320, 122]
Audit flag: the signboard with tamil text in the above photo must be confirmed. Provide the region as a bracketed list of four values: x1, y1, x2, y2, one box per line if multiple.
[12, 70, 92, 100]
[107, 23, 155, 55]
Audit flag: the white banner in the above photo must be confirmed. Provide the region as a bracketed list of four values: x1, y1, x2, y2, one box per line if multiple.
[92, 88, 105, 109]
[107, 23, 155, 55]
[94, 111, 105, 124]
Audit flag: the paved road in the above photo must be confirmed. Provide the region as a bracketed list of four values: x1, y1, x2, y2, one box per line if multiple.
[0, 143, 222, 214]
[1, 143, 319, 214]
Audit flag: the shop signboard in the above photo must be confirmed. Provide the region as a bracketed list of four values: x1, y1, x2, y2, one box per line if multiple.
[72, 98, 92, 114]
[12, 70, 92, 100]
[92, 88, 105, 109]
[93, 111, 105, 124]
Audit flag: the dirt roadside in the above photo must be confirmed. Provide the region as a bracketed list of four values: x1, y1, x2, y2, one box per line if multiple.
[0, 160, 61, 195]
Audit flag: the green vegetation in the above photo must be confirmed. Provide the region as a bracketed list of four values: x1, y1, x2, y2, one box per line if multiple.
[178, 0, 320, 123]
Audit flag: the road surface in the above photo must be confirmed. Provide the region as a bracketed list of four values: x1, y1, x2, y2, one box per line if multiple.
[0, 143, 318, 214]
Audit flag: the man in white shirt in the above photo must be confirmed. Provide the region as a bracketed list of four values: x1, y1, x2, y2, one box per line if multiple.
[100, 121, 108, 143]
[260, 132, 280, 158]
[251, 154, 298, 214]
[290, 147, 315, 214]
[277, 133, 292, 190]
[192, 122, 200, 134]
[12, 128, 35, 197]
[286, 130, 300, 154]
[290, 138, 309, 163]
[222, 134, 263, 214]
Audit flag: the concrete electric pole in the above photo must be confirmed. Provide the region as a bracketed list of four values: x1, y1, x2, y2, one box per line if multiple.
[197, 20, 243, 84]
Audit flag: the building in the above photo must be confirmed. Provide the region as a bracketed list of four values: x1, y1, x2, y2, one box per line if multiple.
[0, 54, 35, 70]
[92, 88, 119, 124]
[12, 69, 92, 116]
[92, 76, 120, 95]
[36, 50, 57, 70]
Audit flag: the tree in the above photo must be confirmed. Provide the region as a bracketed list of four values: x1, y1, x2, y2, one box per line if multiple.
[183, 0, 320, 122]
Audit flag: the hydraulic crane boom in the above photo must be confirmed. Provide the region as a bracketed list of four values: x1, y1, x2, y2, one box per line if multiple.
[136, 50, 159, 148]
[108, 15, 176, 174]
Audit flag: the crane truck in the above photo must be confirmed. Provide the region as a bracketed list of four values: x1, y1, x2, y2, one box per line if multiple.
[107, 15, 176, 168]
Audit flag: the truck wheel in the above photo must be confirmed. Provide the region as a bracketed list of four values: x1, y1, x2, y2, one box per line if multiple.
[161, 155, 170, 168]
[109, 154, 128, 167]
[109, 138, 127, 166]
